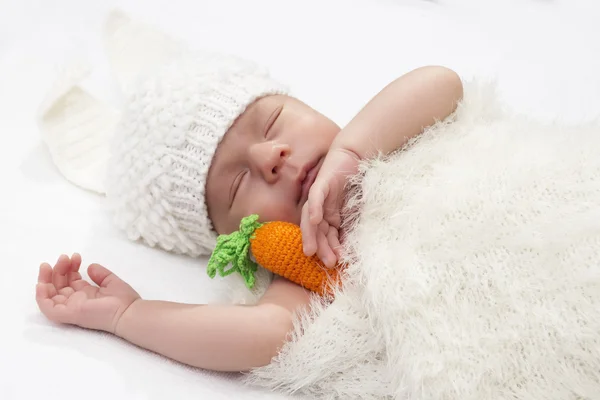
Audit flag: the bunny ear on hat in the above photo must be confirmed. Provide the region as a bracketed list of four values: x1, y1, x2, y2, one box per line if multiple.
[36, 60, 118, 194]
[103, 9, 189, 95]
[37, 9, 188, 194]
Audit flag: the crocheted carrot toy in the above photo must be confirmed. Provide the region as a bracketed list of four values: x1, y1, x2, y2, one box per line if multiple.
[207, 214, 341, 296]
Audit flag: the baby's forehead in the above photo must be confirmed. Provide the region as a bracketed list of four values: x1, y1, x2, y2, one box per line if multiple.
[222, 94, 284, 140]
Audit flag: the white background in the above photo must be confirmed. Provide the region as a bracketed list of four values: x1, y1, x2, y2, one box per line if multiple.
[1, 0, 599, 399]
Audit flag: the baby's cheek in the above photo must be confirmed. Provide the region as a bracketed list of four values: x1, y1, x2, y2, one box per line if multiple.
[262, 205, 299, 224]
[239, 184, 301, 225]
[252, 200, 300, 225]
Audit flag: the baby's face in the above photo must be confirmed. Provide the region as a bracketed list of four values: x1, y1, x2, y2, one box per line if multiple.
[206, 95, 340, 234]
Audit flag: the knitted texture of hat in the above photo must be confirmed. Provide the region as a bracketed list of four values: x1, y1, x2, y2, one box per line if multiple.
[105, 53, 288, 257]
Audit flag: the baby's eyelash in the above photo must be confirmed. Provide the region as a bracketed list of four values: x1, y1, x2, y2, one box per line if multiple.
[230, 170, 247, 206]
[263, 106, 283, 138]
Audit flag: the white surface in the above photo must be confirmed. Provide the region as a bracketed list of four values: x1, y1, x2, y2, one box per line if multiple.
[1, 0, 599, 399]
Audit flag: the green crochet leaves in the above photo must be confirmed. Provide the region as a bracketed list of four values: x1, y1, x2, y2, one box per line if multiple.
[207, 214, 264, 289]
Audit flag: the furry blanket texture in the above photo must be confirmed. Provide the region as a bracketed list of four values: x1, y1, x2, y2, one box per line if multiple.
[235, 82, 600, 399]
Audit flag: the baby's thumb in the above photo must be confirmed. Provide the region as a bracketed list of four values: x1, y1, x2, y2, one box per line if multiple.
[88, 263, 119, 288]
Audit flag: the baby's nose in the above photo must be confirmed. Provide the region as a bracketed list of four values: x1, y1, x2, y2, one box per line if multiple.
[250, 142, 290, 183]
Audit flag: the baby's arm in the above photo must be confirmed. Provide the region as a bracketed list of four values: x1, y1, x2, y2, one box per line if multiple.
[332, 65, 463, 160]
[302, 66, 463, 263]
[116, 277, 309, 371]
[36, 254, 310, 372]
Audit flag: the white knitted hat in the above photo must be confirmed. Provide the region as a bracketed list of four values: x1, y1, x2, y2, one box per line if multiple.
[38, 10, 288, 257]
[107, 55, 288, 256]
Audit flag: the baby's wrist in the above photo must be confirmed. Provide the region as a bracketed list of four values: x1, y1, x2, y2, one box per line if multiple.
[113, 298, 143, 337]
[329, 133, 366, 162]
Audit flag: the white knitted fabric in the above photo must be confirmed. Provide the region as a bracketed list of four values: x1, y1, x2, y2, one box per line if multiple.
[239, 81, 600, 399]
[103, 10, 189, 97]
[37, 10, 186, 194]
[37, 61, 119, 194]
[38, 10, 288, 256]
[105, 53, 288, 256]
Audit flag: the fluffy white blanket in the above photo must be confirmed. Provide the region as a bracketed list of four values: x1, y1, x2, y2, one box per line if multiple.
[239, 82, 600, 399]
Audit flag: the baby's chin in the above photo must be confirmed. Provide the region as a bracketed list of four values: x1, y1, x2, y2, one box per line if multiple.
[253, 204, 302, 226]
[279, 207, 303, 227]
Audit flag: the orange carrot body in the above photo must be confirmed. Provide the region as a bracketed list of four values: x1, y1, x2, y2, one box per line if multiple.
[250, 221, 341, 296]
[207, 215, 341, 296]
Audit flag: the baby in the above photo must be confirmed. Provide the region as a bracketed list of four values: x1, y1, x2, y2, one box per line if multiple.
[35, 51, 463, 372]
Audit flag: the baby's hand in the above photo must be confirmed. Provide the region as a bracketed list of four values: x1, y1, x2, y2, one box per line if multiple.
[36, 254, 141, 334]
[301, 148, 359, 267]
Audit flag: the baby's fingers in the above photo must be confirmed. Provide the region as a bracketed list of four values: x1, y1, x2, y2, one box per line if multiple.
[316, 228, 337, 268]
[67, 254, 86, 288]
[327, 226, 342, 261]
[52, 254, 71, 290]
[307, 183, 328, 225]
[301, 202, 318, 256]
[70, 253, 82, 272]
[37, 263, 53, 284]
[37, 264, 57, 299]
[87, 263, 121, 288]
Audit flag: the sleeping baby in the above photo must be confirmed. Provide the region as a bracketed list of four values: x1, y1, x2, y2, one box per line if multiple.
[35, 43, 463, 371]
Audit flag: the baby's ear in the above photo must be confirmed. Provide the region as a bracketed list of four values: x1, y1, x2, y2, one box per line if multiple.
[103, 9, 189, 96]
